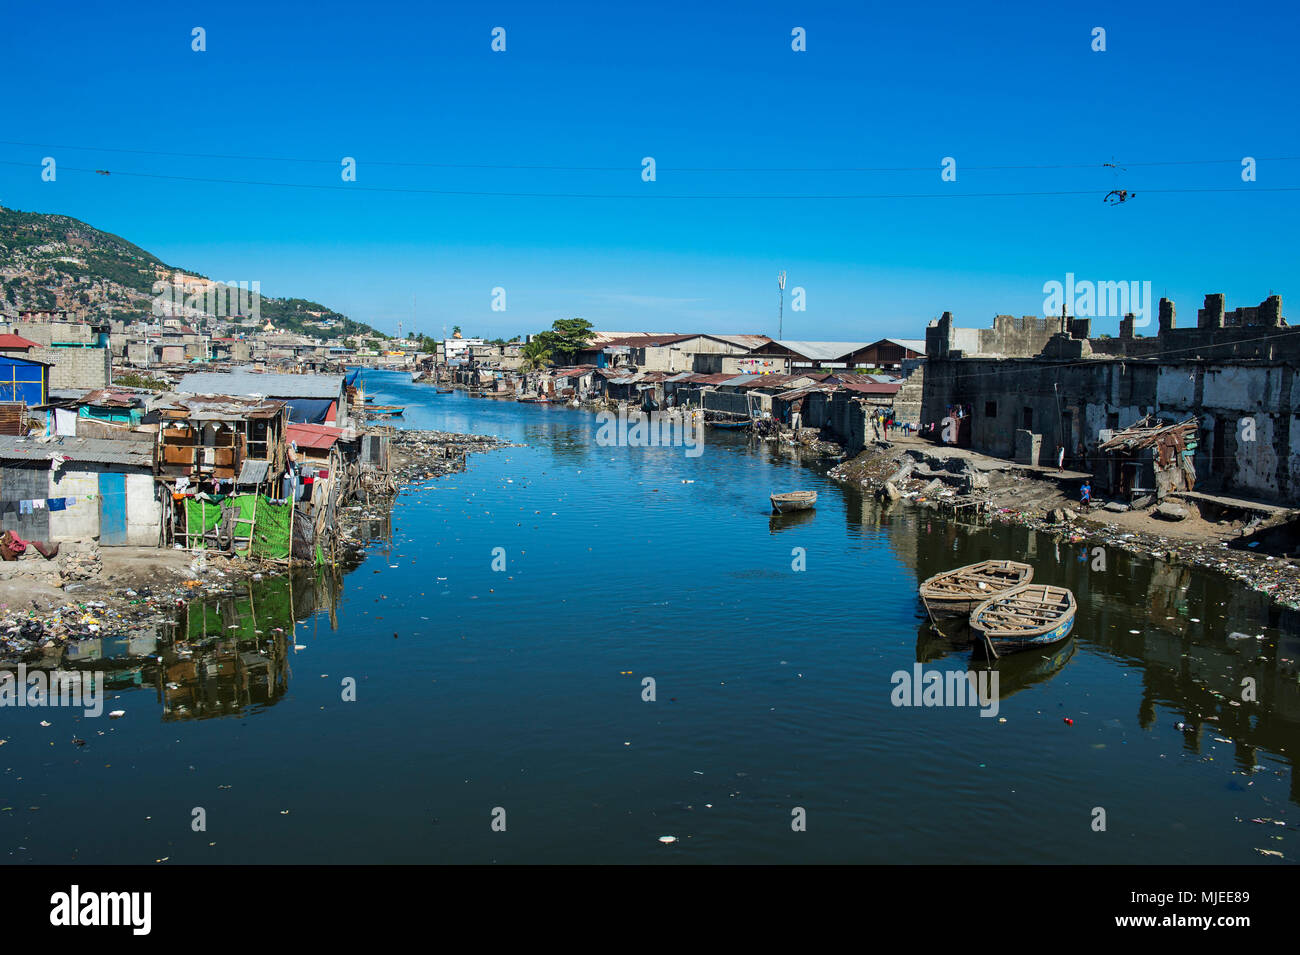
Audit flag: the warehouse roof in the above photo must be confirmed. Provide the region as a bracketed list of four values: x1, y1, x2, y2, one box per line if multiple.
[176, 371, 344, 399]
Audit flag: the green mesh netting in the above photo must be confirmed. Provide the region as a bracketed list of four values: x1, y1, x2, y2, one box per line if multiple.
[184, 498, 223, 546]
[186, 494, 291, 560]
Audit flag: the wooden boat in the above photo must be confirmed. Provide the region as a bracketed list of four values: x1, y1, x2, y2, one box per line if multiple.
[365, 405, 405, 417]
[770, 490, 817, 514]
[517, 396, 553, 403]
[435, 388, 454, 394]
[707, 419, 752, 430]
[919, 560, 1034, 620]
[969, 584, 1077, 657]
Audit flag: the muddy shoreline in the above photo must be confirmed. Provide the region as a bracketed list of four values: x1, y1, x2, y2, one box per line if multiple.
[0, 429, 515, 666]
[830, 436, 1300, 611]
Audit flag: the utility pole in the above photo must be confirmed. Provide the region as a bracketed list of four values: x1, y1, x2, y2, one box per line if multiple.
[777, 271, 787, 340]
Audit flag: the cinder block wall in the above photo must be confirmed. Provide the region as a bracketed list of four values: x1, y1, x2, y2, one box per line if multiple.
[30, 347, 111, 388]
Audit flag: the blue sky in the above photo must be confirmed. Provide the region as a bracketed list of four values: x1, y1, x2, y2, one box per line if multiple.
[2, 0, 1296, 340]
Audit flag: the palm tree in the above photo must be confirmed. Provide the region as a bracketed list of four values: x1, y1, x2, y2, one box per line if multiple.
[520, 339, 552, 373]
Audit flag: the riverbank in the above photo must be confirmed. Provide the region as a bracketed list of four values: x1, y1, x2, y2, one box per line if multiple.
[0, 428, 515, 665]
[831, 435, 1300, 610]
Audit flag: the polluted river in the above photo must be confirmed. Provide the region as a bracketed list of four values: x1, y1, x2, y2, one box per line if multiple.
[2, 369, 1296, 864]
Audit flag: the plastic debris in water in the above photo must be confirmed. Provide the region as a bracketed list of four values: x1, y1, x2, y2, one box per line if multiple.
[658, 836, 677, 844]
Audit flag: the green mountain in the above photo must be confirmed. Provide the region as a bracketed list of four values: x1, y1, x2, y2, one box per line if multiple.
[0, 204, 381, 340]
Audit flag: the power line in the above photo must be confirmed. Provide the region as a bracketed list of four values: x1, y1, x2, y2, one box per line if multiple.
[1, 139, 1296, 173]
[3, 161, 1296, 200]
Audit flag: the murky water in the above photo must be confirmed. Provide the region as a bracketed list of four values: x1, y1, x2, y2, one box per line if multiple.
[2, 369, 1296, 863]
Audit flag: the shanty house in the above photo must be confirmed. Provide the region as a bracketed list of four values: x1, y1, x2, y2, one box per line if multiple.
[1097, 415, 1200, 501]
[0, 436, 161, 545]
[175, 371, 348, 425]
[0, 354, 51, 406]
[152, 394, 288, 495]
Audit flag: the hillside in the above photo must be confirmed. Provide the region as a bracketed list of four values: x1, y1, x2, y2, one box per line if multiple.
[0, 205, 381, 340]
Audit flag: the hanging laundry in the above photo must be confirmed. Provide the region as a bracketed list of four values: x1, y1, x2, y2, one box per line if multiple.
[47, 498, 67, 512]
[19, 501, 32, 514]
[32, 499, 45, 510]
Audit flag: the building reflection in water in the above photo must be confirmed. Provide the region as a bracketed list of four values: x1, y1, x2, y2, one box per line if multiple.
[902, 508, 1300, 803]
[157, 567, 346, 720]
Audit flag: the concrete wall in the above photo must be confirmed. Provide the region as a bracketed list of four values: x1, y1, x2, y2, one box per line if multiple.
[125, 473, 162, 545]
[892, 364, 925, 426]
[45, 466, 161, 545]
[922, 356, 1299, 502]
[29, 347, 111, 389]
[48, 470, 101, 540]
[926, 312, 1059, 359]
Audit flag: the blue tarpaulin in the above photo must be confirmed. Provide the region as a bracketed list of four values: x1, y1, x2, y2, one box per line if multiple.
[284, 398, 335, 424]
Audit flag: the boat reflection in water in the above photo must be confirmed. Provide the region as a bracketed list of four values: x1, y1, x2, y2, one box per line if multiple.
[768, 508, 816, 534]
[975, 638, 1077, 701]
[914, 616, 1076, 700]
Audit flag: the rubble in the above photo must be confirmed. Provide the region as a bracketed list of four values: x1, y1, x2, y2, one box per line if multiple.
[831, 441, 1300, 610]
[1155, 502, 1189, 521]
[377, 427, 519, 487]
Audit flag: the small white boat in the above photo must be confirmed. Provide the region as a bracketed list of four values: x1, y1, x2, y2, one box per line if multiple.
[770, 490, 817, 514]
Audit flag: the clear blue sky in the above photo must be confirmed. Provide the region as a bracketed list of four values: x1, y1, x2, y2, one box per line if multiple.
[2, 0, 1296, 340]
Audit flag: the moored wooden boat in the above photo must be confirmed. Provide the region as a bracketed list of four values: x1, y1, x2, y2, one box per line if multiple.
[969, 583, 1077, 657]
[919, 560, 1034, 620]
[707, 419, 751, 429]
[770, 490, 817, 513]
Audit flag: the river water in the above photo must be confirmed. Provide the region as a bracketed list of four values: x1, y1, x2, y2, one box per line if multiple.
[3, 368, 1297, 864]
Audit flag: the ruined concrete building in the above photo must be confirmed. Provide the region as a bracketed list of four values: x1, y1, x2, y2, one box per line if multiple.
[920, 293, 1299, 503]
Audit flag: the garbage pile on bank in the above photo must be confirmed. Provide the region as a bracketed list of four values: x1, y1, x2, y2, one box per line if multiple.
[382, 428, 518, 486]
[831, 444, 1300, 610]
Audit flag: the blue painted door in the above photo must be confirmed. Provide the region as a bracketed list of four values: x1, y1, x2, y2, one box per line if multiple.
[98, 473, 129, 546]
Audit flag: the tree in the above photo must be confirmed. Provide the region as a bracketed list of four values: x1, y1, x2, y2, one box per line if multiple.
[520, 338, 553, 373]
[452, 325, 462, 336]
[534, 317, 593, 363]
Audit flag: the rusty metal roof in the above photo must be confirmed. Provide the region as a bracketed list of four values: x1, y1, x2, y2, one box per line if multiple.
[0, 435, 153, 467]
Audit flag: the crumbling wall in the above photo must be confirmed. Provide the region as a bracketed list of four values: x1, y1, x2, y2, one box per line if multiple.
[892, 364, 924, 426]
[921, 356, 1298, 501]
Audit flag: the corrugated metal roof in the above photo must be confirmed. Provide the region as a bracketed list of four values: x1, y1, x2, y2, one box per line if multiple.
[773, 385, 837, 401]
[883, 338, 926, 353]
[734, 372, 831, 389]
[149, 393, 286, 420]
[841, 381, 902, 395]
[237, 459, 271, 485]
[176, 371, 343, 399]
[288, 423, 344, 450]
[771, 341, 871, 361]
[707, 334, 772, 350]
[0, 435, 153, 467]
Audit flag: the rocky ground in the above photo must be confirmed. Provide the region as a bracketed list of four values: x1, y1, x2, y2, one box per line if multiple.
[831, 435, 1300, 610]
[0, 429, 515, 665]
